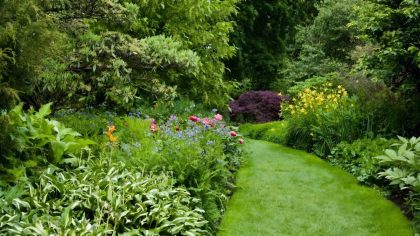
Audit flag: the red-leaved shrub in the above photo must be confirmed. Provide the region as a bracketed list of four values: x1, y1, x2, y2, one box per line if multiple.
[229, 91, 283, 123]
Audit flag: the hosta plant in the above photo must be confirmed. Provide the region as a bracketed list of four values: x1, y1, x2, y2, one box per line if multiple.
[375, 136, 420, 191]
[375, 136, 420, 228]
[0, 158, 208, 235]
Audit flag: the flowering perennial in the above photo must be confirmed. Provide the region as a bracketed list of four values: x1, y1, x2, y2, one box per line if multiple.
[105, 125, 117, 142]
[282, 84, 349, 116]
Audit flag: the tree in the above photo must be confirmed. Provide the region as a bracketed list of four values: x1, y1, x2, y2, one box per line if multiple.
[226, 0, 320, 90]
[0, 0, 239, 110]
[275, 0, 361, 91]
[351, 0, 420, 92]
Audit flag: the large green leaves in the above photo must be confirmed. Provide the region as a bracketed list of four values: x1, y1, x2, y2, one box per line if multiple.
[375, 136, 420, 191]
[0, 103, 95, 184]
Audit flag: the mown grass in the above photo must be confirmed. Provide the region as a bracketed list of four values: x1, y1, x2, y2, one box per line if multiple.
[218, 139, 413, 236]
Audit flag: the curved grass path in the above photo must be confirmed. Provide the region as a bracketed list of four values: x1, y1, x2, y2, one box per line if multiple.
[218, 139, 414, 236]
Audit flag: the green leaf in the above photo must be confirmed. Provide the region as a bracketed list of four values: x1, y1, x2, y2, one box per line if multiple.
[51, 141, 66, 163]
[384, 149, 398, 160]
[397, 143, 407, 156]
[415, 142, 420, 151]
[61, 206, 71, 228]
[36, 103, 52, 118]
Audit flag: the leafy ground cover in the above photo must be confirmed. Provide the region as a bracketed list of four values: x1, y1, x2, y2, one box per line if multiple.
[0, 105, 244, 234]
[218, 139, 413, 235]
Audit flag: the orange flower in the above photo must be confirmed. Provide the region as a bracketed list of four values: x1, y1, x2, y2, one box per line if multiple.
[108, 134, 117, 142]
[108, 125, 116, 133]
[105, 125, 117, 142]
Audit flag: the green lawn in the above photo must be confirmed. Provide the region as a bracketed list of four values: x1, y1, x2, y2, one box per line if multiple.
[218, 139, 414, 236]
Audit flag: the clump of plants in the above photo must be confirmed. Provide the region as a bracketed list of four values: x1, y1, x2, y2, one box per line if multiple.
[230, 91, 283, 123]
[328, 138, 396, 185]
[282, 84, 365, 156]
[375, 136, 420, 230]
[110, 113, 244, 231]
[54, 108, 245, 231]
[0, 104, 95, 185]
[0, 158, 209, 235]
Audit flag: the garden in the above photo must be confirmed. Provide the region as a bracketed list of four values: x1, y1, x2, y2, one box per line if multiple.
[1, 0, 419, 235]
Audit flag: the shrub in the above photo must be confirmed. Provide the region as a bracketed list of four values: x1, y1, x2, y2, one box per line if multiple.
[0, 104, 95, 185]
[344, 76, 419, 137]
[239, 121, 288, 145]
[230, 91, 282, 123]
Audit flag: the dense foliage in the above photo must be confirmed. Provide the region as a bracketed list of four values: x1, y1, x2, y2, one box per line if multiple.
[226, 0, 320, 90]
[275, 0, 361, 90]
[351, 0, 420, 91]
[0, 165, 208, 235]
[0, 0, 238, 111]
[376, 136, 420, 226]
[0, 104, 244, 233]
[282, 84, 366, 156]
[0, 104, 94, 184]
[1, 0, 420, 233]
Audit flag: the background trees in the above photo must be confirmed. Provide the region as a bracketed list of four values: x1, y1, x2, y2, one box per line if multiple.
[225, 0, 320, 90]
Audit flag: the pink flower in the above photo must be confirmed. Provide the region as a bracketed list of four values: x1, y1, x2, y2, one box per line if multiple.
[230, 131, 237, 137]
[150, 121, 159, 132]
[203, 117, 213, 126]
[214, 114, 223, 121]
[239, 138, 244, 144]
[189, 116, 200, 122]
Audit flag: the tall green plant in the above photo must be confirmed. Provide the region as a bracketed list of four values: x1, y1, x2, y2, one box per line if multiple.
[350, 0, 420, 90]
[0, 103, 95, 184]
